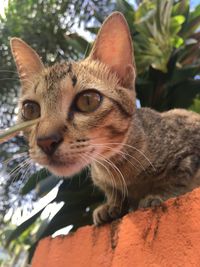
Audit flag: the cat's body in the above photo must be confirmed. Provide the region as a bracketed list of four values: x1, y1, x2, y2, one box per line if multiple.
[11, 12, 200, 225]
[91, 107, 200, 224]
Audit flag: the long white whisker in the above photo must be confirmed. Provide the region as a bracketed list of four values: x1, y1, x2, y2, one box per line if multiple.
[9, 158, 31, 184]
[18, 160, 33, 193]
[1, 152, 28, 166]
[78, 154, 91, 184]
[93, 151, 128, 203]
[84, 153, 118, 206]
[92, 144, 145, 172]
[95, 142, 155, 171]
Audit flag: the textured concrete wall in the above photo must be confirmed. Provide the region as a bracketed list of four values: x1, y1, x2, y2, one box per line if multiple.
[32, 188, 200, 267]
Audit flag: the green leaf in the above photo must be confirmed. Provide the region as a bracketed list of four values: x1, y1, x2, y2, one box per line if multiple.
[5, 208, 44, 247]
[64, 33, 90, 55]
[20, 168, 50, 195]
[172, 36, 184, 48]
[190, 96, 200, 113]
[36, 175, 60, 197]
[168, 80, 200, 109]
[36, 204, 93, 239]
[0, 119, 39, 144]
[168, 64, 200, 87]
[172, 15, 185, 25]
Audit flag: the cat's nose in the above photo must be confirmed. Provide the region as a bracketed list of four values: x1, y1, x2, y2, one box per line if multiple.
[37, 133, 63, 156]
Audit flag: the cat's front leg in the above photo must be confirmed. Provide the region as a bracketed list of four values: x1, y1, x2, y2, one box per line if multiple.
[93, 203, 126, 226]
[93, 188, 128, 226]
[138, 194, 164, 209]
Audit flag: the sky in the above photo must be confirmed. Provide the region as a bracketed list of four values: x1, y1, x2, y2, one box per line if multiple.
[191, 0, 200, 7]
[0, 0, 8, 17]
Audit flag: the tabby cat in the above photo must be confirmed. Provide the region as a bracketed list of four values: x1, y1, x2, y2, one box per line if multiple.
[10, 12, 200, 225]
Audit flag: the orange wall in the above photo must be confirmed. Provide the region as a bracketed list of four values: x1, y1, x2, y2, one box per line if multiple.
[32, 188, 200, 267]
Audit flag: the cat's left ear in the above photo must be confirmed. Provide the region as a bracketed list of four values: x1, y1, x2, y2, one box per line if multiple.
[88, 12, 136, 88]
[10, 38, 44, 88]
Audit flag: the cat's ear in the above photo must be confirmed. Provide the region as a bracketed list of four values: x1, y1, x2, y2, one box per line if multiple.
[88, 12, 135, 88]
[10, 38, 44, 88]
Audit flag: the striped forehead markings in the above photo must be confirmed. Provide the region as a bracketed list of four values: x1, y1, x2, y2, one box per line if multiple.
[67, 63, 77, 87]
[45, 62, 77, 91]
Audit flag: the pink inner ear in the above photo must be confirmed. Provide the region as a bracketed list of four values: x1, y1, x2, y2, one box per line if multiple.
[95, 33, 133, 81]
[89, 13, 134, 82]
[11, 38, 44, 83]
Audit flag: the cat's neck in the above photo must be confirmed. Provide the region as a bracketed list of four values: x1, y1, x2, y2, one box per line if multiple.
[113, 111, 150, 174]
[91, 111, 151, 185]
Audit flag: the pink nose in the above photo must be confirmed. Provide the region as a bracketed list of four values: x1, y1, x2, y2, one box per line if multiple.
[37, 133, 63, 155]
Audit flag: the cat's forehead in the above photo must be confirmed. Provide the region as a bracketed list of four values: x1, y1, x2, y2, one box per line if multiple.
[43, 62, 77, 90]
[29, 59, 122, 113]
[33, 62, 77, 111]
[31, 61, 91, 108]
[33, 62, 77, 105]
[41, 60, 118, 95]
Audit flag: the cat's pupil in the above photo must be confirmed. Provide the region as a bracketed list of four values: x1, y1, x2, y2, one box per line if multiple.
[75, 90, 102, 113]
[86, 96, 90, 105]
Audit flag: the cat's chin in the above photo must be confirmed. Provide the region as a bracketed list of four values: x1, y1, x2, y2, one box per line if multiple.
[32, 154, 91, 177]
[44, 161, 87, 178]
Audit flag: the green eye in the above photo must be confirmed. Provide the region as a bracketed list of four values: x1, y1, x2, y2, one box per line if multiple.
[75, 90, 102, 113]
[22, 101, 40, 120]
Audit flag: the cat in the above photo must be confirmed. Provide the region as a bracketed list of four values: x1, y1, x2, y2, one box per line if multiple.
[10, 12, 200, 225]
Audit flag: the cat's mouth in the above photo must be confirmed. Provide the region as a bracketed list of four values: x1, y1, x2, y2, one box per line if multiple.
[43, 156, 89, 177]
[32, 149, 95, 177]
[49, 158, 76, 167]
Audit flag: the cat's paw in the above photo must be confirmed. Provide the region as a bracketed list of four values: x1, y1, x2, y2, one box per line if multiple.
[138, 195, 164, 209]
[93, 204, 122, 226]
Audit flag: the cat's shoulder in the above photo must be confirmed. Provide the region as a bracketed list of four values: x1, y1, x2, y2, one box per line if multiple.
[136, 107, 200, 129]
[161, 108, 200, 121]
[136, 107, 161, 121]
[137, 107, 200, 120]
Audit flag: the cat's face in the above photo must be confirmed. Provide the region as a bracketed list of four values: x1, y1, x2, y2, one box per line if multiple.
[11, 12, 136, 177]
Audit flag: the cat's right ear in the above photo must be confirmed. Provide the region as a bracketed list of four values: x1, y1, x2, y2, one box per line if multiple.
[88, 12, 136, 89]
[10, 38, 44, 88]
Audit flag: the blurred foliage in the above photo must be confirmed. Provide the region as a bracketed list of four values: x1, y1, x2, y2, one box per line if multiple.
[130, 0, 200, 111]
[0, 0, 200, 264]
[190, 96, 200, 113]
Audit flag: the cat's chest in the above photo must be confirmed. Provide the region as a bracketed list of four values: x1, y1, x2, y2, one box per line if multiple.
[91, 160, 166, 200]
[91, 160, 152, 190]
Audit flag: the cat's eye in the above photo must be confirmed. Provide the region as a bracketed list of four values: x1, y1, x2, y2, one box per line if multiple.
[22, 101, 40, 120]
[75, 90, 102, 113]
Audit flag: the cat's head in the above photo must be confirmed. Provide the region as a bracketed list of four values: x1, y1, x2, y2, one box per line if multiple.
[10, 12, 136, 177]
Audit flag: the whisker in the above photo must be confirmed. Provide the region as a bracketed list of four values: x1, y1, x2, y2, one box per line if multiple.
[93, 144, 145, 172]
[0, 152, 28, 166]
[91, 151, 128, 203]
[95, 142, 155, 171]
[18, 161, 33, 192]
[78, 155, 92, 184]
[9, 158, 31, 184]
[86, 148, 126, 203]
[84, 153, 118, 206]
[9, 159, 31, 180]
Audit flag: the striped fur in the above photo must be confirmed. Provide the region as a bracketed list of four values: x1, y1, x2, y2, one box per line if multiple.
[11, 12, 200, 226]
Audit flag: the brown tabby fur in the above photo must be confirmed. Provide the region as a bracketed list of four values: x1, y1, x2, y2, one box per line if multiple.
[11, 12, 200, 225]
